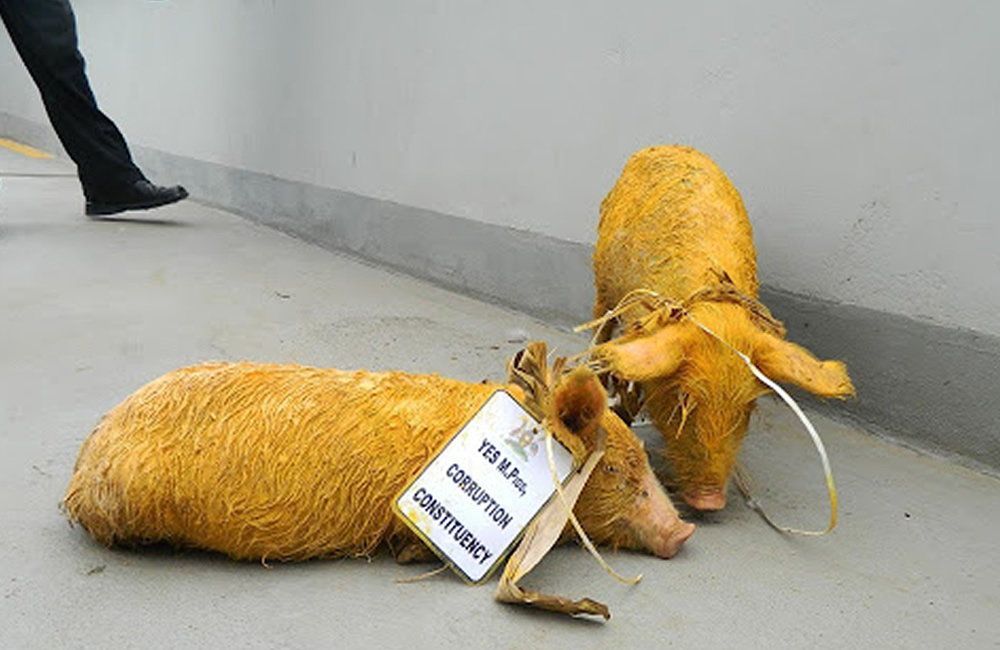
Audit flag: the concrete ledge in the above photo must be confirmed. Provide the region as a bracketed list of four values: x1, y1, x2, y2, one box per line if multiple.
[129, 146, 597, 327]
[762, 289, 1000, 474]
[4, 112, 997, 472]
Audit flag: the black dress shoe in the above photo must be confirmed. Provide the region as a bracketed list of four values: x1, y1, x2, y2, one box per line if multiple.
[86, 180, 189, 217]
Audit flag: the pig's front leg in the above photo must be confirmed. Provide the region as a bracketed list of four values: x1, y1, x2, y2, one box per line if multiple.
[393, 540, 437, 564]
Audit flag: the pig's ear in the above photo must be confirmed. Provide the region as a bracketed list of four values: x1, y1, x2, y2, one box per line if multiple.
[594, 322, 695, 382]
[551, 367, 606, 437]
[752, 334, 855, 399]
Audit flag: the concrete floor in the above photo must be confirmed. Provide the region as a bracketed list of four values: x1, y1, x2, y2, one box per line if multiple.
[2, 146, 999, 649]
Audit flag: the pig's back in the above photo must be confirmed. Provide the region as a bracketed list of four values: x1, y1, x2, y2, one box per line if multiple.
[63, 362, 497, 561]
[594, 146, 759, 314]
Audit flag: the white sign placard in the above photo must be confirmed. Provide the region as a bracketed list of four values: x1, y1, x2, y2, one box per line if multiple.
[393, 390, 575, 584]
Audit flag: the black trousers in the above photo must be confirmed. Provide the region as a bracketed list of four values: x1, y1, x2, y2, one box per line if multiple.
[0, 0, 143, 198]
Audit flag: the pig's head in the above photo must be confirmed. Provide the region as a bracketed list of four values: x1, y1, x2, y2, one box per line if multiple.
[594, 302, 854, 511]
[544, 366, 694, 559]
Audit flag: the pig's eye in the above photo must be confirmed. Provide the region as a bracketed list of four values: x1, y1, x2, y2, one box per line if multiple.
[641, 489, 650, 498]
[604, 464, 618, 474]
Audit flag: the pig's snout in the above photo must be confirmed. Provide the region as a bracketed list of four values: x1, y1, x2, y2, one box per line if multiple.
[648, 518, 695, 559]
[681, 486, 727, 511]
[633, 471, 695, 559]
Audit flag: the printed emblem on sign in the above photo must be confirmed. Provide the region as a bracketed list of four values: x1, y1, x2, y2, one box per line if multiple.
[392, 390, 574, 584]
[503, 421, 539, 462]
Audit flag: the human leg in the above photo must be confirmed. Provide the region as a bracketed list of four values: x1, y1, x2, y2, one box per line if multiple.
[0, 0, 186, 214]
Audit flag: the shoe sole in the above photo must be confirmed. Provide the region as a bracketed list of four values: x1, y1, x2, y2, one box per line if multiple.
[86, 188, 189, 217]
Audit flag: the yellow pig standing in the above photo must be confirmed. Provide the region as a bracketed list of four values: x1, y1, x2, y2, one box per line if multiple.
[593, 146, 854, 511]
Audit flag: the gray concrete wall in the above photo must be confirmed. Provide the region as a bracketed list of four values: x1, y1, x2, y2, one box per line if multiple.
[2, 1, 998, 470]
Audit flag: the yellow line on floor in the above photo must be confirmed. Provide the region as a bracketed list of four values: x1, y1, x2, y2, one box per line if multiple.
[0, 137, 54, 159]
